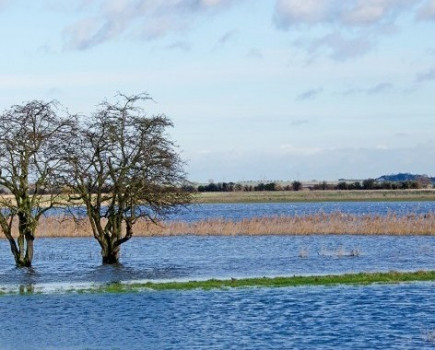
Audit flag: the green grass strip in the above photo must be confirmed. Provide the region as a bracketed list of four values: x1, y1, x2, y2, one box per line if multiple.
[81, 270, 435, 293]
[2, 270, 435, 296]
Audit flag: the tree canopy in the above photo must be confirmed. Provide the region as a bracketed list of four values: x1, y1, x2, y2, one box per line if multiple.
[0, 100, 75, 266]
[64, 93, 190, 264]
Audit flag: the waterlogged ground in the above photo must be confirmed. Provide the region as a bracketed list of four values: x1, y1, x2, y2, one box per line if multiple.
[1, 235, 435, 286]
[2, 201, 435, 349]
[1, 284, 435, 349]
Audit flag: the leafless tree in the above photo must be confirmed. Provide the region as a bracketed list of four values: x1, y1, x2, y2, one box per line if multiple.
[64, 93, 191, 264]
[0, 100, 76, 267]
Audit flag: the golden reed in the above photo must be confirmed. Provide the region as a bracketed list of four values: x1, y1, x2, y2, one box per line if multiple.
[1, 212, 434, 238]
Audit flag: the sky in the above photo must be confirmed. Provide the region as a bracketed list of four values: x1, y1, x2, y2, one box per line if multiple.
[0, 0, 434, 183]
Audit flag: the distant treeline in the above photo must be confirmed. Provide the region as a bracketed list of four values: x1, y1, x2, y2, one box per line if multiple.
[196, 182, 289, 192]
[189, 178, 432, 193]
[317, 179, 426, 190]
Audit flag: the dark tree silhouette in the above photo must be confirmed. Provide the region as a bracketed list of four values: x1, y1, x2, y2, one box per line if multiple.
[0, 100, 75, 267]
[64, 93, 190, 264]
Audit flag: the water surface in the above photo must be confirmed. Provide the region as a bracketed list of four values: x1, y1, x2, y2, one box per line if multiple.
[1, 235, 435, 286]
[1, 284, 434, 349]
[2, 201, 435, 349]
[50, 201, 435, 222]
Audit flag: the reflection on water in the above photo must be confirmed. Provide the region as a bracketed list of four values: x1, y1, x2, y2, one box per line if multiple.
[1, 283, 435, 349]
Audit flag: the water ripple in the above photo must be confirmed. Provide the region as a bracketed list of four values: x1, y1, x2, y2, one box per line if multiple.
[1, 284, 435, 349]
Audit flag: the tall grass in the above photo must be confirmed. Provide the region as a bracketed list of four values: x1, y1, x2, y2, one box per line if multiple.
[0, 212, 432, 238]
[139, 213, 435, 236]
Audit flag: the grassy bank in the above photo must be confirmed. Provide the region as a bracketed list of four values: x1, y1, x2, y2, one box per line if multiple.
[194, 189, 435, 203]
[19, 212, 435, 238]
[106, 270, 435, 292]
[2, 270, 435, 296]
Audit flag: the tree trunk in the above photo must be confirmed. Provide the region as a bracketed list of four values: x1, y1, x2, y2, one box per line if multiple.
[100, 239, 121, 265]
[13, 214, 36, 267]
[15, 235, 33, 267]
[1, 229, 32, 267]
[102, 252, 120, 264]
[24, 235, 34, 266]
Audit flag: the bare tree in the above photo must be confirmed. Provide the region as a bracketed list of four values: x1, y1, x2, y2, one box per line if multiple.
[0, 100, 75, 267]
[64, 93, 191, 264]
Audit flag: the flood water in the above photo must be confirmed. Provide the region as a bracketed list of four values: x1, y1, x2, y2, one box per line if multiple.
[1, 283, 435, 349]
[1, 201, 435, 349]
[1, 235, 435, 286]
[51, 200, 435, 222]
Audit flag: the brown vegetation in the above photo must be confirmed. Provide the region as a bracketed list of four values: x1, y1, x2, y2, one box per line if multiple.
[1, 212, 433, 238]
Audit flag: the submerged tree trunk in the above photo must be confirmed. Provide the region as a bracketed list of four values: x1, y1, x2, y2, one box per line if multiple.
[0, 219, 33, 267]
[15, 234, 33, 267]
[4, 234, 33, 267]
[15, 214, 36, 267]
[102, 252, 120, 265]
[99, 236, 121, 265]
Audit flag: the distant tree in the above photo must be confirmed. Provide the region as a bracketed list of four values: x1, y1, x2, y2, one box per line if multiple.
[382, 182, 393, 190]
[362, 178, 376, 190]
[415, 175, 432, 188]
[401, 181, 413, 189]
[0, 100, 74, 267]
[63, 93, 190, 264]
[255, 182, 277, 191]
[291, 181, 302, 191]
[351, 181, 362, 190]
[336, 182, 348, 190]
[313, 181, 331, 190]
[244, 185, 253, 191]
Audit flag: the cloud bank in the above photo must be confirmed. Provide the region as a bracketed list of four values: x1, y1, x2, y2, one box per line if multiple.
[274, 0, 421, 28]
[62, 0, 435, 56]
[63, 0, 241, 50]
[274, 0, 432, 60]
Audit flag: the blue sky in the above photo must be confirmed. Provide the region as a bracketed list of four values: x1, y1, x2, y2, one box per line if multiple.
[0, 0, 435, 182]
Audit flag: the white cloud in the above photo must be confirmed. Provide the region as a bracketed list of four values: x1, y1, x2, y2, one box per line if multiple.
[416, 66, 435, 82]
[311, 32, 373, 60]
[274, 0, 424, 60]
[63, 0, 242, 50]
[417, 0, 435, 20]
[166, 41, 192, 51]
[246, 48, 263, 58]
[274, 0, 333, 27]
[274, 0, 420, 28]
[64, 17, 122, 50]
[296, 88, 323, 101]
[343, 0, 418, 26]
[342, 82, 395, 95]
[294, 32, 373, 60]
[218, 29, 237, 45]
[367, 82, 393, 94]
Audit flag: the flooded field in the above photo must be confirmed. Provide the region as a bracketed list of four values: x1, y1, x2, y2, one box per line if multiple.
[1, 234, 435, 286]
[1, 284, 435, 349]
[1, 202, 435, 349]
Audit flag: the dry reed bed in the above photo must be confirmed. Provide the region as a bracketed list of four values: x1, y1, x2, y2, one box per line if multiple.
[1, 212, 432, 238]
